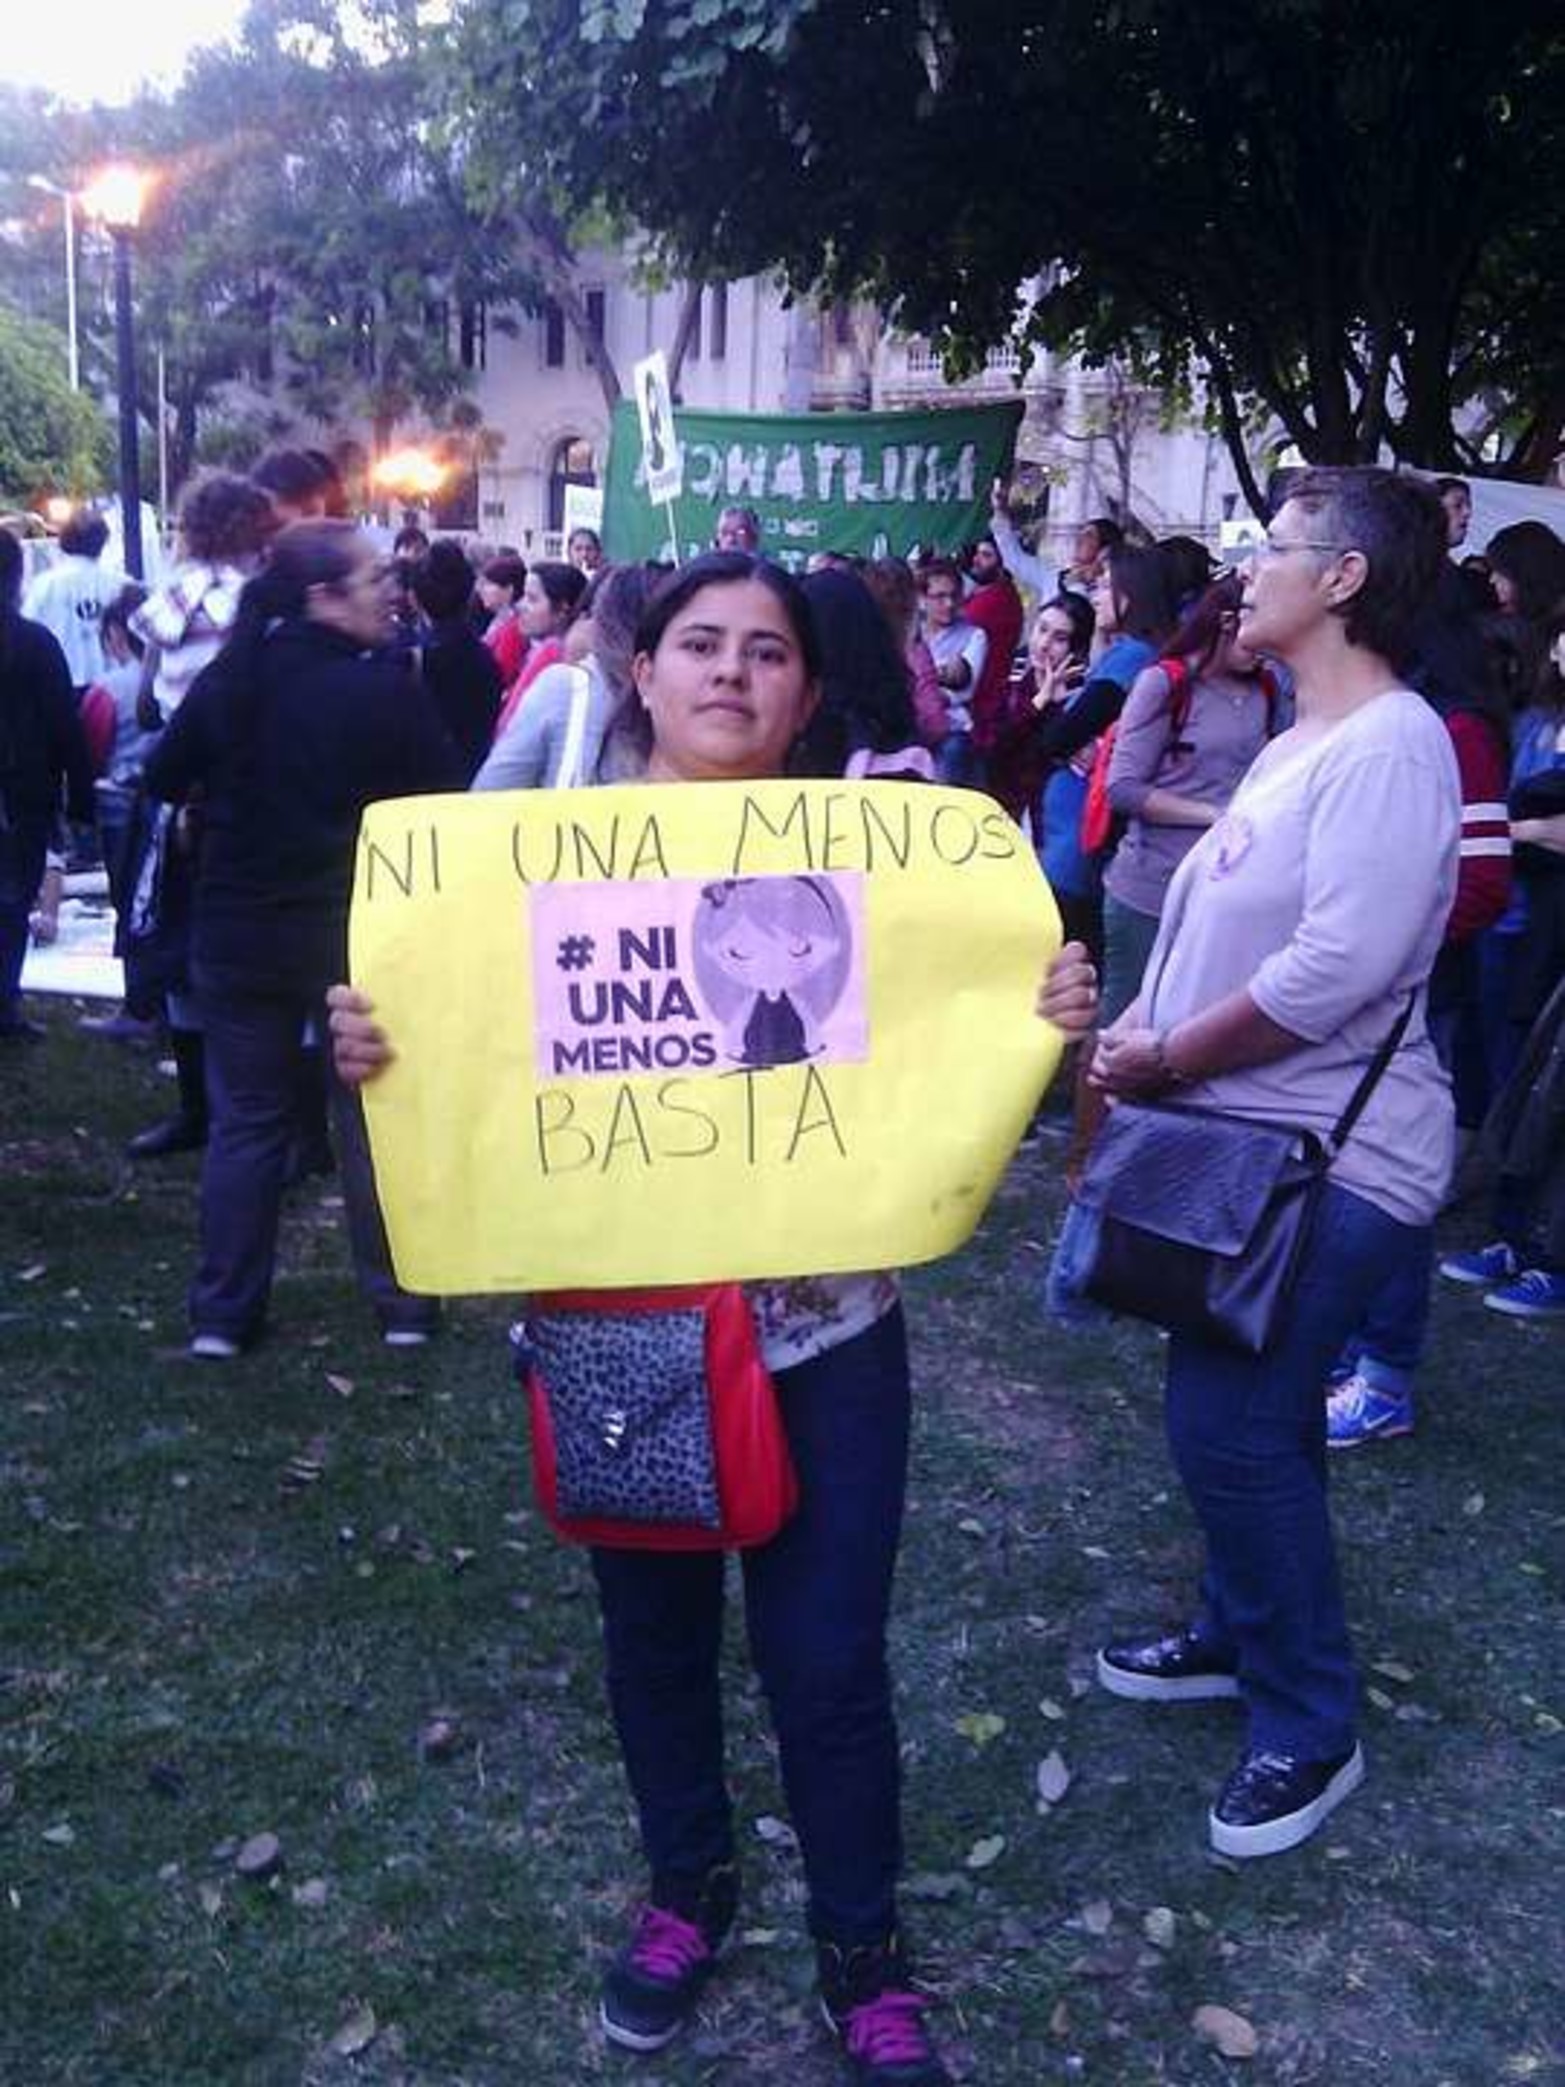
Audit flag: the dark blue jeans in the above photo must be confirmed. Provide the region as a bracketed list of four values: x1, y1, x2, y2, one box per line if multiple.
[1167, 1183, 1414, 1762]
[192, 968, 437, 1343]
[590, 1307, 910, 1946]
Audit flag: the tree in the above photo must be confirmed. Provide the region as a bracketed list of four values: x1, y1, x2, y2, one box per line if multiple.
[0, 1, 550, 501]
[445, 0, 1565, 504]
[0, 308, 110, 505]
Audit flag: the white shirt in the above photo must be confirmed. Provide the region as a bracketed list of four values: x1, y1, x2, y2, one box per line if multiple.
[23, 554, 124, 687]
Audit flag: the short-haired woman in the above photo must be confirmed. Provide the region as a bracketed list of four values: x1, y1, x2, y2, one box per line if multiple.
[1088, 469, 1460, 1858]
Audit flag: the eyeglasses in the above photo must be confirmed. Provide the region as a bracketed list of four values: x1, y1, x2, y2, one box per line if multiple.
[1248, 535, 1352, 563]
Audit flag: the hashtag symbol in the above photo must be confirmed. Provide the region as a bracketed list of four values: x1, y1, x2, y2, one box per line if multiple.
[556, 934, 596, 972]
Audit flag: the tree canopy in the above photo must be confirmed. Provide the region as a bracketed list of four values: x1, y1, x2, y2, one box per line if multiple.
[0, 308, 111, 506]
[445, 0, 1565, 500]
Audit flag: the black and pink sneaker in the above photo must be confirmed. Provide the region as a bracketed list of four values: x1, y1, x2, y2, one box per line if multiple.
[598, 1864, 737, 2052]
[818, 1937, 951, 2086]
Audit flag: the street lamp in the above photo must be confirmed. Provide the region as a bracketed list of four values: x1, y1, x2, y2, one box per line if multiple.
[26, 175, 78, 391]
[83, 165, 151, 580]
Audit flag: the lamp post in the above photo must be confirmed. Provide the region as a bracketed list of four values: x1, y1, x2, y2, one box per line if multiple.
[84, 166, 149, 580]
[26, 175, 79, 391]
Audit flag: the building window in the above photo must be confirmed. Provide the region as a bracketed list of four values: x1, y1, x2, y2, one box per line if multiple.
[547, 434, 596, 534]
[707, 281, 728, 363]
[687, 284, 703, 364]
[832, 301, 854, 350]
[433, 464, 478, 532]
[542, 299, 566, 369]
[459, 299, 487, 371]
[584, 287, 606, 354]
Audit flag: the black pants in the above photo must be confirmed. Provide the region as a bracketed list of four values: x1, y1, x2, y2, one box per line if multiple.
[190, 968, 437, 1344]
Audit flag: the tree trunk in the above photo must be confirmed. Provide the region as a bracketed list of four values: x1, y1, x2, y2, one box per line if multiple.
[666, 280, 704, 398]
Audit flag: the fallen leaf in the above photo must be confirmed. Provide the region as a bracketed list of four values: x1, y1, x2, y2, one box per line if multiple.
[753, 1814, 797, 1848]
[330, 2006, 379, 2058]
[292, 1877, 331, 1909]
[40, 1822, 76, 1847]
[325, 1373, 355, 1399]
[1038, 1697, 1066, 1722]
[955, 1711, 1007, 1748]
[1080, 1898, 1113, 1936]
[1366, 1686, 1396, 1711]
[1192, 2004, 1259, 2059]
[965, 1834, 1006, 1870]
[738, 1926, 780, 1946]
[1036, 1751, 1072, 1805]
[1463, 1491, 1486, 1516]
[198, 1881, 223, 1917]
[234, 1832, 282, 1880]
[1143, 1906, 1176, 1949]
[17, 1264, 47, 1283]
[1371, 1658, 1414, 1683]
[1049, 1999, 1071, 2038]
[957, 1516, 987, 1538]
[418, 1716, 462, 1761]
[1081, 1544, 1112, 1560]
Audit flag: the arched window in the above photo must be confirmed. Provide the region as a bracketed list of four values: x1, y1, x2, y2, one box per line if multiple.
[547, 435, 596, 533]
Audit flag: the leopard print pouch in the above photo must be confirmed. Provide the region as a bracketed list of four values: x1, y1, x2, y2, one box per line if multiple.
[525, 1307, 721, 1527]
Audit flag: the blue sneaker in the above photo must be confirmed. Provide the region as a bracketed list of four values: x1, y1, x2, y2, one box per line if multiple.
[1483, 1269, 1565, 1321]
[1439, 1241, 1520, 1287]
[1326, 1372, 1413, 1450]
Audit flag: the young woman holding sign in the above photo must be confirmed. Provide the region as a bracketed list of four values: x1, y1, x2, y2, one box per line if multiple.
[331, 552, 1097, 2087]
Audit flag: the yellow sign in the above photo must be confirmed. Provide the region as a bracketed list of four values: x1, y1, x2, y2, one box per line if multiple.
[351, 780, 1062, 1291]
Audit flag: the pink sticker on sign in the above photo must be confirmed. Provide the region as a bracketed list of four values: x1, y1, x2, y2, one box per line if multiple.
[530, 873, 868, 1081]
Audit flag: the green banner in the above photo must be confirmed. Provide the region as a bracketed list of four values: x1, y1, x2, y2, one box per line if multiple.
[601, 398, 1025, 569]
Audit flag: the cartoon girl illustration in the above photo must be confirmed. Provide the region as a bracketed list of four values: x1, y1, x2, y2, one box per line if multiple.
[690, 876, 854, 1069]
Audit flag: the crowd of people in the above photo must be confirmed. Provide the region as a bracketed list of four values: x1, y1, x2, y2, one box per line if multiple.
[3, 450, 1565, 2086]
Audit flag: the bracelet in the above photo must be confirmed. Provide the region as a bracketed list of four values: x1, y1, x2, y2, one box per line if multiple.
[1151, 1031, 1192, 1087]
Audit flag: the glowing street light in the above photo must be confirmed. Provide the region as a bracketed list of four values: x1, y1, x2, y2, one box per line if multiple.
[371, 446, 449, 501]
[84, 165, 153, 578]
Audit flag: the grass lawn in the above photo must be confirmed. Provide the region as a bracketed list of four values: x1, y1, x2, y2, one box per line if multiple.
[2, 1004, 1561, 2086]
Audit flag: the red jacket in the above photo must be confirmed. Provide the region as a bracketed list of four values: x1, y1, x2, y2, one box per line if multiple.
[1443, 708, 1511, 943]
[964, 575, 1023, 751]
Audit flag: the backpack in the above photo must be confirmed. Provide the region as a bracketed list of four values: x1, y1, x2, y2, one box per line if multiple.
[1078, 656, 1194, 858]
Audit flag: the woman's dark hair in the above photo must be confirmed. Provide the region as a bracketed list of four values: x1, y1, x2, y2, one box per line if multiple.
[199, 521, 369, 771]
[1286, 467, 1446, 665]
[632, 551, 822, 684]
[411, 539, 475, 623]
[530, 559, 589, 622]
[392, 524, 430, 559]
[101, 582, 148, 655]
[1105, 545, 1176, 647]
[797, 565, 916, 772]
[579, 563, 658, 703]
[1535, 605, 1565, 715]
[177, 470, 276, 564]
[0, 527, 22, 625]
[222, 520, 365, 672]
[1157, 534, 1218, 612]
[252, 447, 330, 512]
[861, 556, 920, 643]
[482, 554, 527, 603]
[1165, 571, 1248, 677]
[1485, 521, 1565, 627]
[59, 510, 110, 558]
[918, 556, 963, 594]
[1037, 591, 1095, 663]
